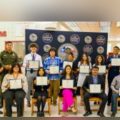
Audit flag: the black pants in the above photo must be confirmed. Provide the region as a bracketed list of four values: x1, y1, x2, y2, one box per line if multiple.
[34, 91, 47, 112]
[3, 90, 25, 117]
[84, 92, 107, 113]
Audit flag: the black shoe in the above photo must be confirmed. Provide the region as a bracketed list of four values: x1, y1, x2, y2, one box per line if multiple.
[37, 112, 40, 117]
[27, 101, 31, 107]
[107, 103, 111, 106]
[83, 111, 92, 116]
[97, 112, 105, 117]
[111, 112, 116, 117]
[41, 111, 44, 117]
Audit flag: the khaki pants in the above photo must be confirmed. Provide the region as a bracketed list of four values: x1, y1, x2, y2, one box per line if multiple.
[49, 80, 60, 104]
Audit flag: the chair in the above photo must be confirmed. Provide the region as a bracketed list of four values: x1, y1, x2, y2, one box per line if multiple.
[58, 96, 77, 115]
[31, 97, 51, 116]
[117, 97, 120, 111]
[3, 99, 25, 116]
[89, 97, 102, 111]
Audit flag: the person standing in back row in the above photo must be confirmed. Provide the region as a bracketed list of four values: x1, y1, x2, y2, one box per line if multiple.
[23, 43, 43, 107]
[106, 46, 120, 106]
[44, 47, 63, 105]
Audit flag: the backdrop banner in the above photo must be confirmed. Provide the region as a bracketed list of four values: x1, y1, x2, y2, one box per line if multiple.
[25, 29, 108, 64]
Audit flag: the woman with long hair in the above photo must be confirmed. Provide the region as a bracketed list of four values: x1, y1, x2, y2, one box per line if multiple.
[77, 53, 92, 105]
[33, 67, 50, 117]
[59, 65, 77, 116]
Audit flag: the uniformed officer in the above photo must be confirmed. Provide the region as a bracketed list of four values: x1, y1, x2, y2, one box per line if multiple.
[0, 41, 18, 110]
[0, 41, 18, 74]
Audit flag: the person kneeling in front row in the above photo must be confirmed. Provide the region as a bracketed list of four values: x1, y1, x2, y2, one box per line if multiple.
[83, 66, 107, 117]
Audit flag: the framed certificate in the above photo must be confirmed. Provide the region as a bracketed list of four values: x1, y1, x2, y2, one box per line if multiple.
[111, 58, 120, 66]
[98, 65, 106, 74]
[90, 84, 101, 93]
[63, 61, 73, 69]
[62, 80, 73, 88]
[80, 66, 90, 73]
[49, 66, 59, 74]
[28, 60, 39, 69]
[10, 79, 22, 89]
[36, 76, 48, 86]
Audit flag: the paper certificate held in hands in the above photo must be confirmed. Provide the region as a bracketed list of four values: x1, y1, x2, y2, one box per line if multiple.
[28, 60, 39, 69]
[49, 66, 59, 74]
[111, 58, 120, 66]
[98, 65, 106, 74]
[63, 61, 73, 69]
[90, 84, 101, 93]
[10, 79, 22, 89]
[80, 66, 90, 73]
[119, 88, 120, 96]
[62, 80, 73, 88]
[36, 76, 48, 86]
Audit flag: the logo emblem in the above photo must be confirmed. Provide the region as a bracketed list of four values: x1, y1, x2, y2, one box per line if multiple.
[70, 34, 80, 44]
[43, 45, 51, 52]
[58, 43, 78, 61]
[84, 36, 92, 44]
[97, 46, 104, 54]
[83, 45, 93, 55]
[29, 33, 38, 42]
[42, 33, 53, 43]
[57, 34, 66, 43]
[96, 35, 106, 45]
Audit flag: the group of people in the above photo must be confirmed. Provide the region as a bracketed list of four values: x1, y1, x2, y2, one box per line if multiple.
[0, 41, 120, 117]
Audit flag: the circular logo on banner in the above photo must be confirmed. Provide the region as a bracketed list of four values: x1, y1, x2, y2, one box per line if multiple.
[28, 43, 39, 51]
[70, 34, 80, 44]
[29, 33, 38, 42]
[84, 36, 92, 44]
[97, 46, 104, 54]
[83, 45, 93, 55]
[42, 33, 53, 43]
[57, 34, 66, 43]
[96, 35, 106, 45]
[58, 43, 78, 61]
[42, 53, 49, 61]
[43, 44, 51, 52]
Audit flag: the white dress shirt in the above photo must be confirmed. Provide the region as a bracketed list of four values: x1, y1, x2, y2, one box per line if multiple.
[23, 52, 43, 70]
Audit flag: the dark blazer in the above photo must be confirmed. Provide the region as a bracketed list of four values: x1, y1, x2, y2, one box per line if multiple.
[106, 55, 120, 80]
[59, 74, 77, 97]
[82, 75, 105, 93]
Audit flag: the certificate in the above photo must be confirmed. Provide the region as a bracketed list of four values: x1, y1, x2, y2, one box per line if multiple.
[90, 84, 101, 93]
[63, 61, 73, 69]
[98, 65, 106, 74]
[111, 58, 120, 66]
[80, 66, 90, 73]
[28, 60, 39, 69]
[62, 80, 73, 88]
[119, 88, 120, 96]
[10, 79, 22, 89]
[36, 76, 48, 86]
[49, 66, 59, 74]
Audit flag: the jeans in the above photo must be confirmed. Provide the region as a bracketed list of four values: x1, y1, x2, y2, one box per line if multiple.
[111, 93, 119, 113]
